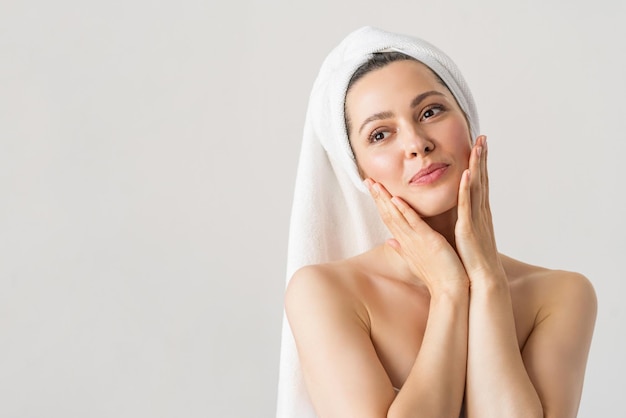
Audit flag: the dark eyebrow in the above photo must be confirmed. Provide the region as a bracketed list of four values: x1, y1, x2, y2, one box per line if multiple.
[357, 111, 394, 134]
[410, 90, 445, 108]
[357, 90, 446, 134]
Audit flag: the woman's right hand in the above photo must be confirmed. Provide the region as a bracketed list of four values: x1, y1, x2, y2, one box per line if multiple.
[365, 179, 469, 293]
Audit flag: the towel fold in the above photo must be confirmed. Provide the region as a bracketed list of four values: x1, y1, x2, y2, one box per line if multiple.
[276, 26, 480, 418]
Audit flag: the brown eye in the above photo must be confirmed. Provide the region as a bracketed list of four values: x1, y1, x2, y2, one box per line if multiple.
[369, 129, 391, 143]
[421, 105, 444, 121]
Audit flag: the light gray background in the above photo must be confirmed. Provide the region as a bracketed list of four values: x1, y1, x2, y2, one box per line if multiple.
[1, 0, 624, 417]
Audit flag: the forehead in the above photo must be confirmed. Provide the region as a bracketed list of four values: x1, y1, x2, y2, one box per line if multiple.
[345, 60, 449, 119]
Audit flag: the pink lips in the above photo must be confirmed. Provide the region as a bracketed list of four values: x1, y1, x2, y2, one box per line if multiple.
[409, 163, 449, 185]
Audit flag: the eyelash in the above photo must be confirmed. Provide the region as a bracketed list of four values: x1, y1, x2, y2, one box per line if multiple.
[367, 104, 446, 144]
[368, 128, 392, 143]
[420, 104, 445, 120]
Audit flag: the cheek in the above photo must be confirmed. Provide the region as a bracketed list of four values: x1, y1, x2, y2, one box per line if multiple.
[358, 152, 398, 181]
[448, 119, 472, 164]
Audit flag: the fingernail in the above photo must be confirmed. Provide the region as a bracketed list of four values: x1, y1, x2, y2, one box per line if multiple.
[477, 146, 482, 157]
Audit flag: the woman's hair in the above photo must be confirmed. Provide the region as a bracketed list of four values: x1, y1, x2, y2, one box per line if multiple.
[348, 51, 417, 93]
[344, 51, 450, 138]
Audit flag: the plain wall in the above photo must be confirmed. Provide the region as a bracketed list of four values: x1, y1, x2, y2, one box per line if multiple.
[1, 0, 624, 416]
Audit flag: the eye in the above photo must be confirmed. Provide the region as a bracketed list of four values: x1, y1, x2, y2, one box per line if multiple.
[420, 105, 445, 121]
[369, 129, 392, 143]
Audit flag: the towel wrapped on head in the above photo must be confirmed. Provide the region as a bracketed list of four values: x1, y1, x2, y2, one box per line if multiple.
[276, 26, 480, 418]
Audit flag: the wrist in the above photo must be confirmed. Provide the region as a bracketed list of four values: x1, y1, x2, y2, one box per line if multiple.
[469, 273, 509, 295]
[467, 264, 507, 286]
[429, 280, 470, 301]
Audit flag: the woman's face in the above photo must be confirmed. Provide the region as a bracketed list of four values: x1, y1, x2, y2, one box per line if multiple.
[345, 60, 472, 217]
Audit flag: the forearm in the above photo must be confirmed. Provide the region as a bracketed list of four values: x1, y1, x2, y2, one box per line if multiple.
[389, 287, 469, 418]
[466, 280, 542, 418]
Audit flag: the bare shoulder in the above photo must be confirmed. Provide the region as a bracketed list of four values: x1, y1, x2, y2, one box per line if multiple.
[284, 258, 370, 329]
[286, 261, 355, 297]
[502, 254, 597, 319]
[283, 256, 398, 416]
[504, 256, 597, 416]
[538, 269, 596, 308]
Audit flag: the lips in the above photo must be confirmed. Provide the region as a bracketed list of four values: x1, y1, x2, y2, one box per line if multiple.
[409, 163, 450, 185]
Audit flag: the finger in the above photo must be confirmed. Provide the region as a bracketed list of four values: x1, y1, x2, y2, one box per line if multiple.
[475, 135, 485, 209]
[365, 179, 411, 235]
[482, 136, 490, 210]
[365, 179, 392, 217]
[388, 196, 451, 263]
[456, 169, 472, 231]
[389, 195, 430, 234]
[375, 183, 428, 239]
[469, 136, 484, 214]
[367, 181, 436, 250]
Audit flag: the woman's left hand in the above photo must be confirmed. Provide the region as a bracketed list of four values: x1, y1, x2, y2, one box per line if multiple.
[455, 135, 506, 285]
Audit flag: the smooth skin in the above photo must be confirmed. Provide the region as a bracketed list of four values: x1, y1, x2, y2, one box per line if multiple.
[285, 60, 596, 418]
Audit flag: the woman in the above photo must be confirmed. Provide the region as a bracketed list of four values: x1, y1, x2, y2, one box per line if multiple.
[277, 26, 596, 418]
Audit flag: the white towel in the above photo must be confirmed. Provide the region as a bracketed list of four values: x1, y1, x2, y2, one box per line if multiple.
[276, 26, 480, 418]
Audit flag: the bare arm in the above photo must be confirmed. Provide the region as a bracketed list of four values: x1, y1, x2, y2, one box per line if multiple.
[286, 267, 396, 418]
[389, 286, 469, 418]
[456, 137, 541, 416]
[464, 272, 596, 418]
[521, 272, 597, 418]
[286, 179, 473, 418]
[455, 136, 596, 417]
[285, 266, 469, 418]
[465, 280, 543, 417]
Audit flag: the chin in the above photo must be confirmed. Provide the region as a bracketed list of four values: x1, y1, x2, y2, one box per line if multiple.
[408, 197, 458, 219]
[414, 205, 456, 219]
[403, 190, 459, 219]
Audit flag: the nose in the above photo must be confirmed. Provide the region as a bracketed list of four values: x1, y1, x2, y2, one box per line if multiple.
[401, 126, 435, 158]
